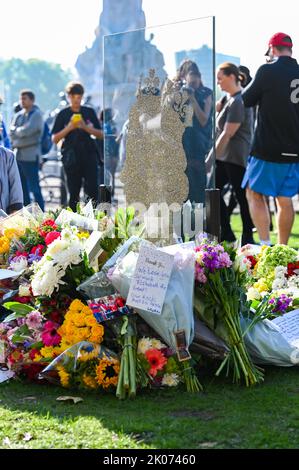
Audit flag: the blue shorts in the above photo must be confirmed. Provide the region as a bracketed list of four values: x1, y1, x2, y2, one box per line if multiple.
[242, 156, 299, 197]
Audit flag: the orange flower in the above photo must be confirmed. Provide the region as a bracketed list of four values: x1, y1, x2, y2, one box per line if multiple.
[145, 348, 167, 377]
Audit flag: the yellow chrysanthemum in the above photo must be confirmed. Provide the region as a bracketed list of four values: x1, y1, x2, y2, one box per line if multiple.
[33, 353, 42, 362]
[69, 299, 85, 312]
[4, 228, 23, 240]
[58, 299, 104, 346]
[40, 346, 62, 359]
[0, 236, 10, 254]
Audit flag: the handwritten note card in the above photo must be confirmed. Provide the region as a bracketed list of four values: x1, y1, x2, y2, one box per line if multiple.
[127, 245, 174, 315]
[271, 309, 299, 347]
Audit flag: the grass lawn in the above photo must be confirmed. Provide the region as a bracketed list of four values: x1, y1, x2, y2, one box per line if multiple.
[0, 365, 299, 449]
[231, 212, 299, 249]
[1, 214, 299, 450]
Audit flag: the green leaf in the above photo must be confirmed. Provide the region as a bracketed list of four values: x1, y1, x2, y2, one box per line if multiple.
[2, 313, 19, 323]
[3, 302, 34, 315]
[30, 341, 44, 350]
[126, 206, 135, 226]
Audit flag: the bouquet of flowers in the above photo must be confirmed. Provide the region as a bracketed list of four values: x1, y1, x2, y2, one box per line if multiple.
[31, 226, 94, 298]
[193, 237, 264, 386]
[40, 341, 120, 391]
[57, 299, 105, 350]
[137, 337, 182, 389]
[0, 301, 63, 380]
[253, 245, 298, 290]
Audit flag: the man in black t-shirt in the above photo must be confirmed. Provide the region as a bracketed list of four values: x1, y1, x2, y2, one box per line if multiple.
[52, 81, 103, 211]
[242, 33, 299, 246]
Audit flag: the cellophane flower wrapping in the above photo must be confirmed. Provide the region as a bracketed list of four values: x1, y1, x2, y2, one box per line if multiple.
[40, 341, 120, 391]
[107, 242, 195, 351]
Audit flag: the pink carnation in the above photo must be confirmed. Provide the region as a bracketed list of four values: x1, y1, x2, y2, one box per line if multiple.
[25, 310, 44, 330]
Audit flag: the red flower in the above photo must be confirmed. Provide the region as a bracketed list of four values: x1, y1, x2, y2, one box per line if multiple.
[49, 311, 62, 324]
[22, 363, 44, 381]
[287, 262, 299, 277]
[45, 231, 61, 246]
[246, 255, 257, 269]
[13, 296, 32, 304]
[41, 321, 61, 347]
[30, 244, 46, 256]
[8, 349, 23, 365]
[39, 219, 58, 238]
[15, 251, 28, 258]
[29, 349, 40, 361]
[115, 297, 125, 308]
[145, 348, 167, 377]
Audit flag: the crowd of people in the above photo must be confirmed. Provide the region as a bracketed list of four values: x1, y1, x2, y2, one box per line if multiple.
[0, 31, 299, 246]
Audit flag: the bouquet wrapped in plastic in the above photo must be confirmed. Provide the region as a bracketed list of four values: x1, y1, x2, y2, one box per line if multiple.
[106, 240, 201, 392]
[40, 341, 120, 391]
[107, 240, 195, 352]
[241, 316, 299, 367]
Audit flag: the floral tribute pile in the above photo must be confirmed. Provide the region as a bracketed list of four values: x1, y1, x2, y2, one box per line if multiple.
[1, 204, 299, 397]
[0, 206, 201, 398]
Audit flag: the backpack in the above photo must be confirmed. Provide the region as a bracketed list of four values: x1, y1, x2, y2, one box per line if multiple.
[41, 122, 52, 155]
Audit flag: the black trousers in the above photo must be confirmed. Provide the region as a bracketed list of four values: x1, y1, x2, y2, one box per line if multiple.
[216, 160, 253, 239]
[64, 153, 99, 211]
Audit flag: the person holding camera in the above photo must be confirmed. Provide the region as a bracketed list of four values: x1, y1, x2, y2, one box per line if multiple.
[179, 61, 213, 204]
[52, 81, 103, 211]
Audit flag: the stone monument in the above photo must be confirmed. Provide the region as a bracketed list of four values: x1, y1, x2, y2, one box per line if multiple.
[75, 0, 166, 128]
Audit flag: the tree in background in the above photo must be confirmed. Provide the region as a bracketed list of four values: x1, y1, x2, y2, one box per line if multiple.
[0, 58, 73, 121]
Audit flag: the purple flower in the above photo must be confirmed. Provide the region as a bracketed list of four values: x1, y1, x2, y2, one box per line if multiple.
[28, 253, 43, 264]
[269, 294, 292, 314]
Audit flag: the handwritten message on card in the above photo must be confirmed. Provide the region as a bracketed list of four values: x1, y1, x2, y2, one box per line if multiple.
[272, 309, 299, 346]
[127, 245, 174, 315]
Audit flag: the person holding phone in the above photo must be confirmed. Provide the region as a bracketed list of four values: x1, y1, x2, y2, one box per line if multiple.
[52, 81, 103, 211]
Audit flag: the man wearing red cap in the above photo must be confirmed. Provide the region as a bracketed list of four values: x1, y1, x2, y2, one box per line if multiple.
[242, 33, 299, 246]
